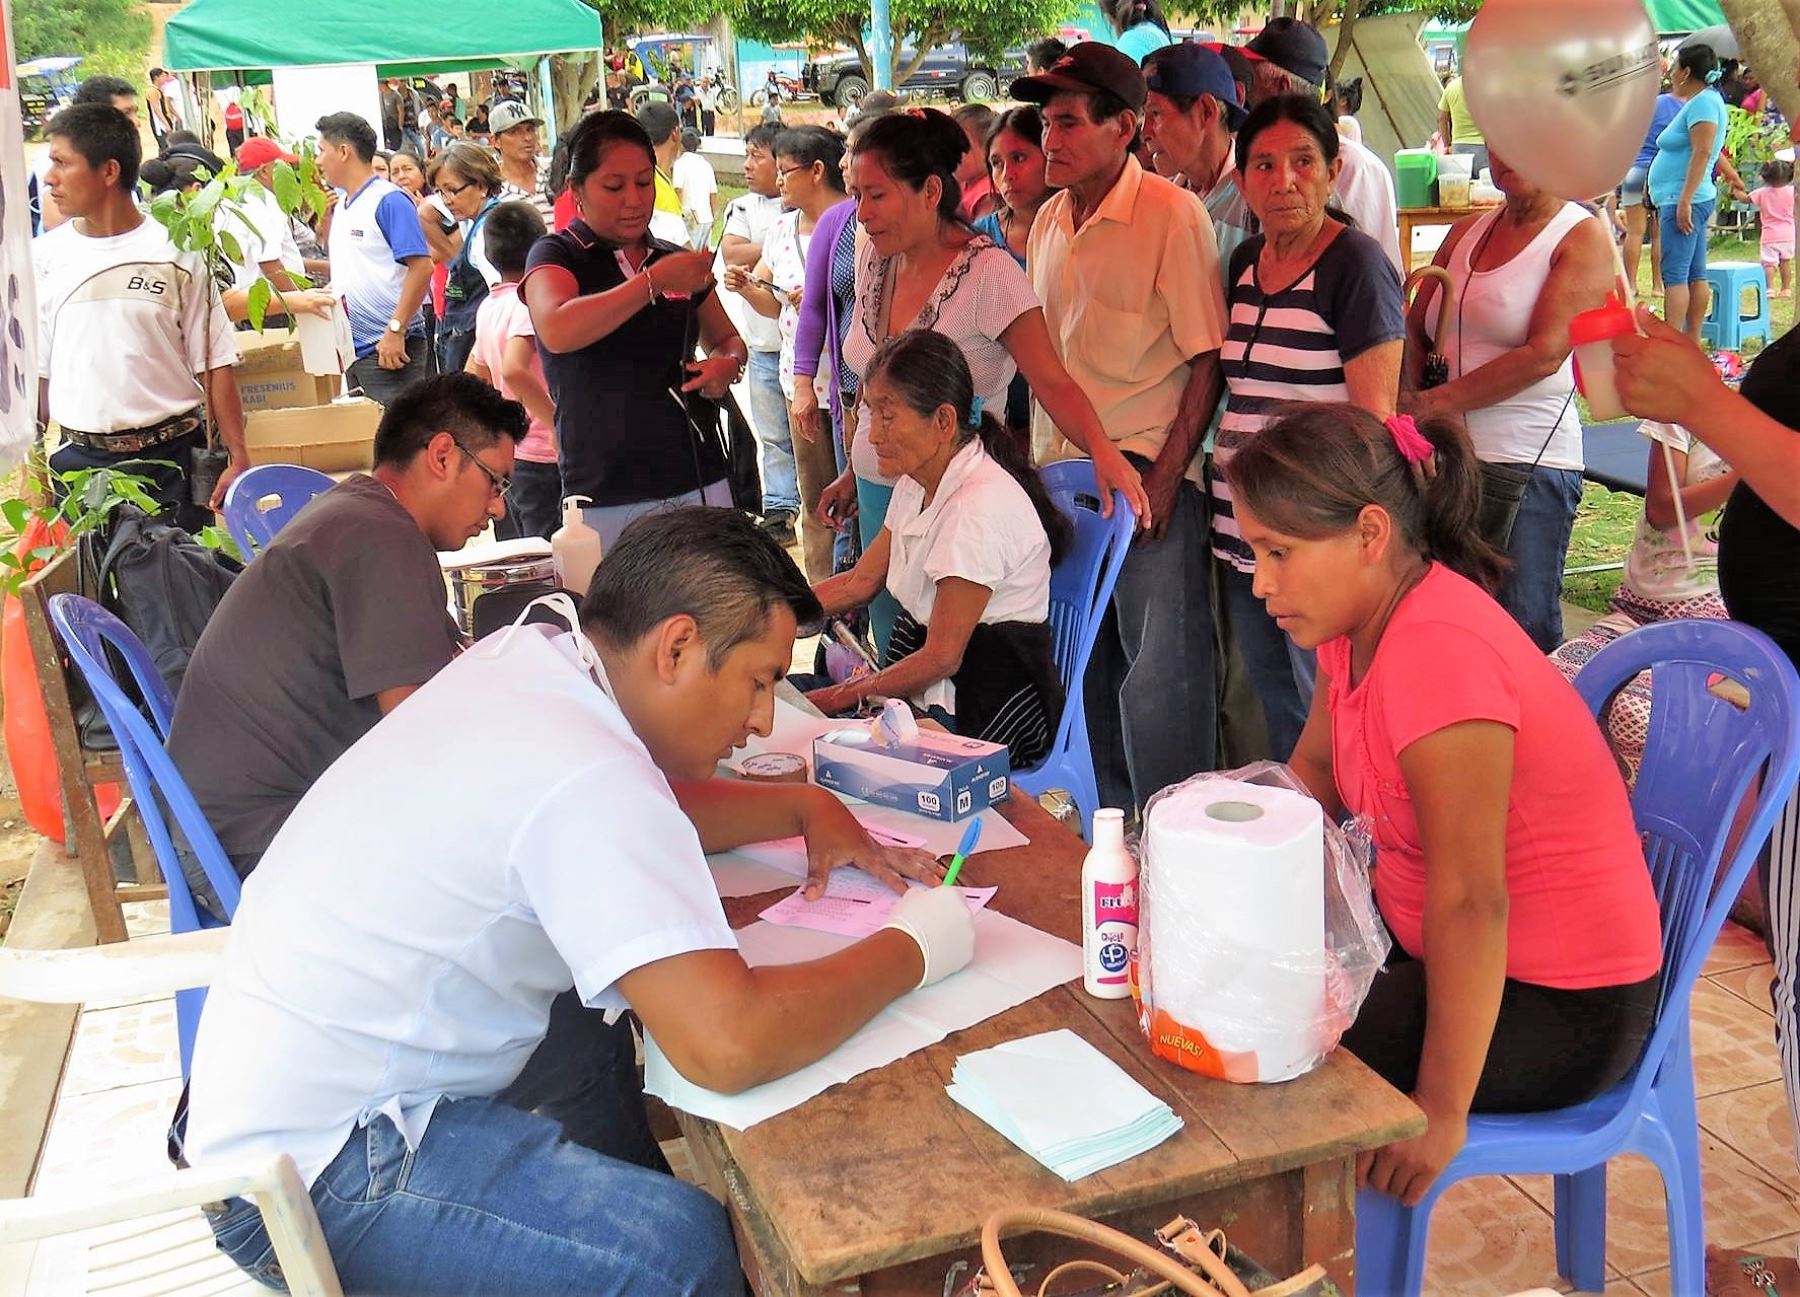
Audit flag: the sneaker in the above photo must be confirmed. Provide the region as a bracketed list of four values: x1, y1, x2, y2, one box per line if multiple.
[759, 509, 797, 545]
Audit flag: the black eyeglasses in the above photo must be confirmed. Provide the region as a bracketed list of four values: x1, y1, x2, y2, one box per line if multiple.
[777, 163, 814, 180]
[438, 178, 475, 198]
[453, 441, 511, 498]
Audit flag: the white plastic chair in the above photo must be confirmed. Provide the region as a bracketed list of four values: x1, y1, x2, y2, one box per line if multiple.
[0, 930, 343, 1296]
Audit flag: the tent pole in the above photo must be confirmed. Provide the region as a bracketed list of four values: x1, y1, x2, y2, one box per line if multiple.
[539, 55, 558, 148]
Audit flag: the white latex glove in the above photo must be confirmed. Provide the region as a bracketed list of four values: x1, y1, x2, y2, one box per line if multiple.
[881, 886, 976, 989]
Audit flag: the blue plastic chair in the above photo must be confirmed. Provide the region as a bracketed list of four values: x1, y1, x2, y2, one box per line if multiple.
[1356, 619, 1800, 1296]
[1700, 260, 1773, 352]
[48, 594, 241, 1076]
[1013, 460, 1137, 837]
[221, 463, 334, 558]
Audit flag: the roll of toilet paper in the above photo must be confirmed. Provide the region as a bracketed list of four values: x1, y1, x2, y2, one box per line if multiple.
[1139, 776, 1327, 1083]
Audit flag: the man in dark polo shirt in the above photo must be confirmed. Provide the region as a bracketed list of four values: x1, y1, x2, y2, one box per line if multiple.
[167, 371, 522, 897]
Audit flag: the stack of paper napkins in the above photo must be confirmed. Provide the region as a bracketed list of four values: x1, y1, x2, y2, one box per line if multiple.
[947, 1029, 1183, 1181]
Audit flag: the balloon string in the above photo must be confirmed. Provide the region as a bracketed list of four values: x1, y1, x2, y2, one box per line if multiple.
[1660, 434, 1696, 570]
[1606, 212, 1690, 567]
[1608, 230, 1637, 311]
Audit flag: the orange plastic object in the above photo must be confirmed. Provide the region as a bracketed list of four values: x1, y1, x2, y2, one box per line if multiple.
[3, 519, 120, 842]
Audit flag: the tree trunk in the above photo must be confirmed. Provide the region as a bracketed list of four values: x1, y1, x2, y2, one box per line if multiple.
[1718, 0, 1800, 125]
[549, 53, 598, 132]
[1328, 0, 1362, 81]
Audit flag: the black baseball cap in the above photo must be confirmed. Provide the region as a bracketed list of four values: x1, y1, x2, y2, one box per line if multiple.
[1247, 17, 1329, 89]
[1143, 43, 1248, 130]
[1011, 42, 1148, 113]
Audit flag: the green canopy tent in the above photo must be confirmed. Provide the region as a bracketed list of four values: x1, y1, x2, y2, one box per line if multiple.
[162, 0, 603, 76]
[1644, 0, 1729, 33]
[163, 0, 601, 134]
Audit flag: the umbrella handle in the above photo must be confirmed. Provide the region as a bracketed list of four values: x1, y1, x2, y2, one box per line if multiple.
[1404, 265, 1457, 350]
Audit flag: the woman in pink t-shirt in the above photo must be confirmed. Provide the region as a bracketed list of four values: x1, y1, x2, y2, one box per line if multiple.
[1224, 403, 1662, 1208]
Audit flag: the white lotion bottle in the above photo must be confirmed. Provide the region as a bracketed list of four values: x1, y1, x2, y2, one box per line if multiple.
[1081, 808, 1138, 999]
[551, 494, 601, 595]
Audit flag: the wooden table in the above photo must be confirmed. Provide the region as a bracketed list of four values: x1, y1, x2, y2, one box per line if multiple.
[1398, 202, 1499, 272]
[682, 791, 1424, 1296]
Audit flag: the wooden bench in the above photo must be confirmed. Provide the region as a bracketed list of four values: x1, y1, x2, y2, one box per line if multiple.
[17, 547, 162, 944]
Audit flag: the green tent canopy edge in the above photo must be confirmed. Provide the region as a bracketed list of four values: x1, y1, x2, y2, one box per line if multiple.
[164, 0, 602, 74]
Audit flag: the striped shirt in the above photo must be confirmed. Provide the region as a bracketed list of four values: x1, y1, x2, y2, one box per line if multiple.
[500, 158, 556, 227]
[1213, 226, 1403, 571]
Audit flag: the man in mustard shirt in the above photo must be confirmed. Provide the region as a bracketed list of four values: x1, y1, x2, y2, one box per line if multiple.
[1437, 75, 1487, 178]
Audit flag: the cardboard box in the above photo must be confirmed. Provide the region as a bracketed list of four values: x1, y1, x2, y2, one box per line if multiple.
[812, 727, 1009, 822]
[234, 327, 342, 412]
[244, 398, 380, 473]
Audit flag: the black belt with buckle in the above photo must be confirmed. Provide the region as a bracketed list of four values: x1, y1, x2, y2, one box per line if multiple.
[60, 409, 204, 456]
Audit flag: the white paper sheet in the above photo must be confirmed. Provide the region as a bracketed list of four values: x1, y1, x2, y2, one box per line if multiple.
[947, 1029, 1183, 1180]
[759, 876, 997, 938]
[643, 912, 1083, 1129]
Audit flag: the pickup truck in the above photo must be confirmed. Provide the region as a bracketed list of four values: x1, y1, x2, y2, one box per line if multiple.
[802, 44, 1026, 108]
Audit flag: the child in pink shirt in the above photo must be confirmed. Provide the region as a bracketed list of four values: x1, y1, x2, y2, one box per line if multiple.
[466, 201, 561, 539]
[1224, 403, 1661, 1209]
[1735, 159, 1795, 297]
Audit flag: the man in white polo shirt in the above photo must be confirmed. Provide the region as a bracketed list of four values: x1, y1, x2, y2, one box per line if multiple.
[315, 111, 432, 406]
[35, 103, 246, 530]
[187, 507, 973, 1293]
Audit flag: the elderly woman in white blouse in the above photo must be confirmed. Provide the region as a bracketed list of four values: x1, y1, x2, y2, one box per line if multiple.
[807, 330, 1069, 766]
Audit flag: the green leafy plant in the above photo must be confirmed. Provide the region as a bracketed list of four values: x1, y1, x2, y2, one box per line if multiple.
[144, 142, 331, 334]
[0, 454, 168, 594]
[0, 454, 242, 595]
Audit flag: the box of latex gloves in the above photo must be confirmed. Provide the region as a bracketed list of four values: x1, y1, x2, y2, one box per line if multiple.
[812, 702, 1009, 822]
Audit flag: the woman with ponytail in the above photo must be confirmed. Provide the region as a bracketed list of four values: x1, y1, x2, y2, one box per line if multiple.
[1650, 42, 1730, 338]
[1103, 0, 1173, 63]
[815, 106, 1146, 656]
[807, 330, 1069, 767]
[1225, 402, 1661, 1207]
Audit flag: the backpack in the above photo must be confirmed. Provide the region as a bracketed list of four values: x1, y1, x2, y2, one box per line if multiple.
[95, 506, 241, 705]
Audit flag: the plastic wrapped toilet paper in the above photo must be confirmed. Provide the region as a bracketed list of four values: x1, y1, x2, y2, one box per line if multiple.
[1134, 762, 1387, 1083]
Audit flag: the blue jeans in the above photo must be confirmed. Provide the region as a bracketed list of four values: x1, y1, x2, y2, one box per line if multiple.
[496, 458, 562, 543]
[1495, 465, 1583, 652]
[1221, 565, 1316, 762]
[856, 475, 899, 658]
[1084, 478, 1217, 813]
[1657, 197, 1715, 286]
[746, 350, 799, 514]
[346, 334, 433, 407]
[208, 1097, 739, 1295]
[579, 478, 733, 552]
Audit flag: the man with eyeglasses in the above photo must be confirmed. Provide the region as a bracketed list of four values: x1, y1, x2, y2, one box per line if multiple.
[168, 372, 520, 909]
[315, 111, 434, 404]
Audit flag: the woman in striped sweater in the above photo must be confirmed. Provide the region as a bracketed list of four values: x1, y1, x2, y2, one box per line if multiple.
[1214, 93, 1404, 760]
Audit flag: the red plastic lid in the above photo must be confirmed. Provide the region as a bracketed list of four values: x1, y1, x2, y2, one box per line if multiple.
[1567, 293, 1637, 347]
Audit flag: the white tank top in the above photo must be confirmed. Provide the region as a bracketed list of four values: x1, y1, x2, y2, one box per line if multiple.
[1443, 202, 1593, 470]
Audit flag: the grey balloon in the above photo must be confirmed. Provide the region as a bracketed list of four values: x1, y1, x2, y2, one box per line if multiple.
[1464, 0, 1662, 200]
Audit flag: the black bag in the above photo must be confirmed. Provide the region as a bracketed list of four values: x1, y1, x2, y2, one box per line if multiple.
[94, 505, 241, 706]
[1475, 459, 1534, 552]
[709, 388, 764, 515]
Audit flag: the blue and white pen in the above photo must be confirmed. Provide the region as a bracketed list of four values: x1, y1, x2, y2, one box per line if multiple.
[941, 818, 983, 888]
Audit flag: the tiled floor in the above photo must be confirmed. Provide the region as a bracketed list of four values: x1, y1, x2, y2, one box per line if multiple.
[16, 906, 1800, 1295]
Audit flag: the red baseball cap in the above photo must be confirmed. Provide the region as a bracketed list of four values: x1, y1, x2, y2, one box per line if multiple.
[237, 137, 299, 170]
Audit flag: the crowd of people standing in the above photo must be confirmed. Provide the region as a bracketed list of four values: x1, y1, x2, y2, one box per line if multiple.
[22, 24, 1800, 1294]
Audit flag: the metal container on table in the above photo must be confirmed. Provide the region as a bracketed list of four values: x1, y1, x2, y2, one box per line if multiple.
[450, 555, 558, 636]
